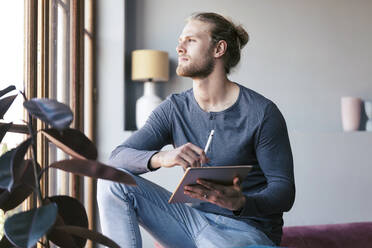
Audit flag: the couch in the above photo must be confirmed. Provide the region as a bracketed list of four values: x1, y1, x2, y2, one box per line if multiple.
[154, 222, 372, 247]
[280, 222, 372, 247]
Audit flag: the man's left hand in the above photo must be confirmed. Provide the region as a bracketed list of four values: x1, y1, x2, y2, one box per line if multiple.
[183, 177, 246, 211]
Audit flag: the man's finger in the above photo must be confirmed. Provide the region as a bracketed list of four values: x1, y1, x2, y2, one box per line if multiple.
[233, 177, 241, 187]
[178, 152, 197, 168]
[186, 143, 208, 163]
[184, 190, 207, 201]
[186, 142, 204, 154]
[176, 156, 190, 169]
[197, 179, 224, 192]
[197, 180, 230, 197]
[183, 148, 201, 167]
[199, 152, 209, 164]
[196, 179, 213, 189]
[184, 184, 207, 194]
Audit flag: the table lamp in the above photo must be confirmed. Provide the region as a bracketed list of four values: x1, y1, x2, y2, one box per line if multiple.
[132, 49, 169, 129]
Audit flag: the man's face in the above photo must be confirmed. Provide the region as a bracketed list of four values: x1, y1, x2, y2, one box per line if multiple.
[176, 20, 216, 78]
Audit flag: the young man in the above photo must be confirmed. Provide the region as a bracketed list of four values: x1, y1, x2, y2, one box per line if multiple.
[97, 12, 295, 248]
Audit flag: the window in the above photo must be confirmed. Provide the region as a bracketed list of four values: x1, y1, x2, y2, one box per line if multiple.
[0, 0, 96, 246]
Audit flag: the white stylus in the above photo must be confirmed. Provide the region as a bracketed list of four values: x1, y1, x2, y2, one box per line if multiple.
[204, 129, 215, 153]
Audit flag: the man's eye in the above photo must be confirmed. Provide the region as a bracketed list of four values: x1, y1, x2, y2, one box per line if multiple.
[188, 39, 195, 42]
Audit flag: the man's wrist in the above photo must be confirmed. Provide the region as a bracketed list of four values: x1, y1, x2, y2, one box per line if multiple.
[147, 162, 158, 171]
[148, 152, 161, 171]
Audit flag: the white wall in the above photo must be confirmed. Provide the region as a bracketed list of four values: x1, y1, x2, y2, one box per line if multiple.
[286, 132, 372, 226]
[124, 0, 372, 132]
[96, 0, 372, 247]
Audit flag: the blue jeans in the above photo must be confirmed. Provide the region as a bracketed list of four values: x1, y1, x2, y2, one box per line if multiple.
[97, 171, 275, 248]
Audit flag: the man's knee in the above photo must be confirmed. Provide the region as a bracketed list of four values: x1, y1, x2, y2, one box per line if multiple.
[97, 177, 139, 204]
[97, 179, 125, 203]
[97, 179, 115, 204]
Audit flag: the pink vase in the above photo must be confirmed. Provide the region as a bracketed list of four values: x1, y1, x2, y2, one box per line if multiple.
[341, 97, 362, 131]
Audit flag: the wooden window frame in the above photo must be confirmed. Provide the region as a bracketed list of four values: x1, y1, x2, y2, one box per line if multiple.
[23, 1, 97, 247]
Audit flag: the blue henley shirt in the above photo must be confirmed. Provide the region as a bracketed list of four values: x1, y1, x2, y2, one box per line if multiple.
[109, 83, 295, 245]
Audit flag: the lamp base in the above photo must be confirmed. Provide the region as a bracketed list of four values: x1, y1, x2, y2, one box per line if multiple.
[136, 82, 162, 129]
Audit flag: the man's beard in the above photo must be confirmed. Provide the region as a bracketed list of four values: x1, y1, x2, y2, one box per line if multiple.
[176, 50, 215, 78]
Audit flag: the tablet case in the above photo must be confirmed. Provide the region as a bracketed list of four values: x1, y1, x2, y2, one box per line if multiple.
[168, 165, 253, 204]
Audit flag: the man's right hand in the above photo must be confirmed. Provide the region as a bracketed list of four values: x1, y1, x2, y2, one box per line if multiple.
[149, 142, 209, 170]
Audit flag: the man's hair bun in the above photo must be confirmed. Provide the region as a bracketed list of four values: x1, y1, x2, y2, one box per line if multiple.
[234, 24, 249, 49]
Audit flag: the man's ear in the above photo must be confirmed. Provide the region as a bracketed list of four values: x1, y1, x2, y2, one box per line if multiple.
[214, 40, 227, 58]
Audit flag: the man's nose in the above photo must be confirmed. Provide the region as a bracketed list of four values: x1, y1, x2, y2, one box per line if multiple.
[176, 43, 185, 55]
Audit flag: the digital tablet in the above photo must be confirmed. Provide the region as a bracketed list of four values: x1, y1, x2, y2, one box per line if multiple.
[168, 165, 253, 204]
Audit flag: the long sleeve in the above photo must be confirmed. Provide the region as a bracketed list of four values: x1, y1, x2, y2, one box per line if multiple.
[108, 99, 173, 174]
[239, 103, 295, 217]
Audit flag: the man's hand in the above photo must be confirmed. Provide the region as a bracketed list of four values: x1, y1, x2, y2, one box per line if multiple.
[184, 177, 246, 211]
[150, 143, 209, 170]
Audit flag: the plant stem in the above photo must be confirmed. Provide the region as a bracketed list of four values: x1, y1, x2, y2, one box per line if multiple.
[26, 114, 43, 206]
[22, 94, 51, 248]
[27, 114, 51, 248]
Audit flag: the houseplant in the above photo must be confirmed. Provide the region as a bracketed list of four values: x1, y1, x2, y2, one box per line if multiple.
[0, 85, 136, 248]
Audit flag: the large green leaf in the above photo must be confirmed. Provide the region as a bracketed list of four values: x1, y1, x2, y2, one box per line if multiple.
[49, 159, 136, 185]
[0, 160, 39, 212]
[17, 159, 40, 189]
[0, 151, 13, 189]
[48, 216, 79, 248]
[0, 85, 16, 98]
[47, 195, 88, 248]
[11, 139, 32, 189]
[0, 122, 12, 143]
[4, 203, 58, 248]
[42, 128, 97, 160]
[0, 139, 32, 191]
[0, 186, 33, 213]
[54, 226, 120, 248]
[0, 95, 17, 120]
[23, 98, 73, 130]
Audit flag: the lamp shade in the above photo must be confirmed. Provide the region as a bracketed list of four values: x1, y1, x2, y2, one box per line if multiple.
[131, 50, 169, 82]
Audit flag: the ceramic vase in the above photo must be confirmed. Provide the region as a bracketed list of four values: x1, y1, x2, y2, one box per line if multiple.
[364, 100, 372, 131]
[136, 82, 162, 129]
[341, 97, 362, 131]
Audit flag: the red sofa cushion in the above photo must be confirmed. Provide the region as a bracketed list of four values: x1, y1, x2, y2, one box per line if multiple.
[281, 222, 372, 248]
